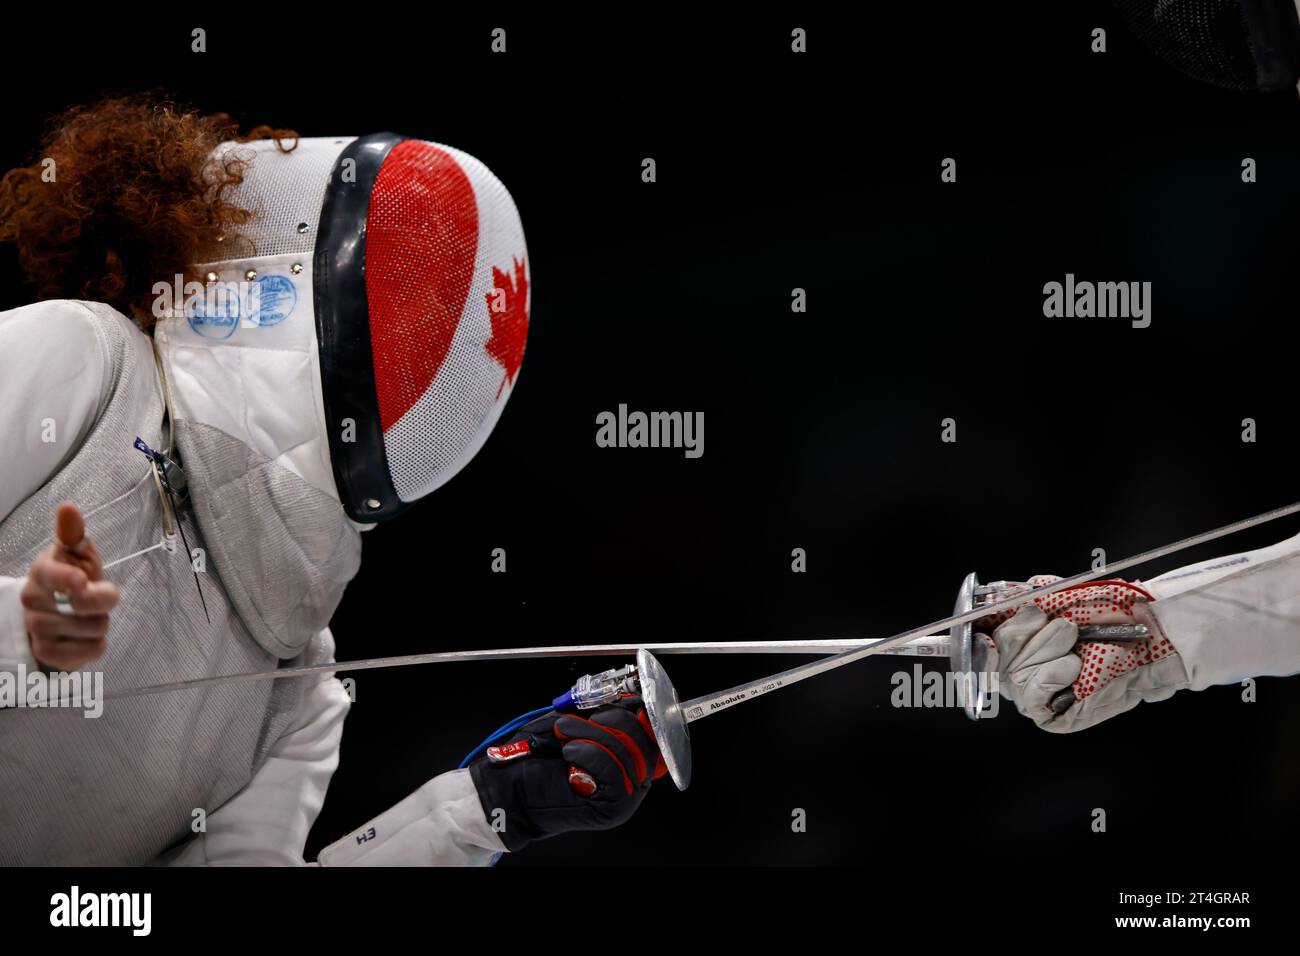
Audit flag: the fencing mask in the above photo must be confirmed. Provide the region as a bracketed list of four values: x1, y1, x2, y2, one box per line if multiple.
[1113, 0, 1300, 91]
[187, 133, 530, 523]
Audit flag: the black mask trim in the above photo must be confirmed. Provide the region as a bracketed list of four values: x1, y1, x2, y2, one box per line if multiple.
[314, 132, 411, 523]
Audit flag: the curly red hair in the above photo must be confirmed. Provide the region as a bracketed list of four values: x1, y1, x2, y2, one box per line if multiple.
[0, 93, 297, 326]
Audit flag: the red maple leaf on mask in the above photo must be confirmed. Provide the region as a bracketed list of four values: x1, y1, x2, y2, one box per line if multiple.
[484, 256, 529, 397]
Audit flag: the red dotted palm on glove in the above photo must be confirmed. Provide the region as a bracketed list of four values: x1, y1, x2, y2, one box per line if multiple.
[972, 576, 1175, 704]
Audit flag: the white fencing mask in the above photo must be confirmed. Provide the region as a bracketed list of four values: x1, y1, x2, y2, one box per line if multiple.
[188, 133, 530, 522]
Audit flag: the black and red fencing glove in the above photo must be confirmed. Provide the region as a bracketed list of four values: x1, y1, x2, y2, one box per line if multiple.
[468, 695, 668, 852]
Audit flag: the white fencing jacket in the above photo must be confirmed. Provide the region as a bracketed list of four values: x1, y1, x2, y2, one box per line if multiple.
[0, 300, 504, 866]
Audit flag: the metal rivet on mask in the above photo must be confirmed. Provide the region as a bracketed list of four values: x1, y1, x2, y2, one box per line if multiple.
[215, 234, 225, 243]
[205, 271, 219, 284]
[244, 269, 258, 281]
[364, 498, 382, 511]
[291, 263, 303, 275]
[297, 222, 309, 234]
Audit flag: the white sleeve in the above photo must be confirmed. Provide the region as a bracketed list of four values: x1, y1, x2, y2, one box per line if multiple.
[0, 301, 110, 675]
[0, 576, 37, 674]
[158, 636, 352, 866]
[1139, 531, 1300, 690]
[0, 301, 108, 523]
[158, 628, 505, 867]
[316, 769, 506, 867]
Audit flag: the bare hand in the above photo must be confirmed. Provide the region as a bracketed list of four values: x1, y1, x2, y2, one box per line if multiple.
[20, 502, 118, 670]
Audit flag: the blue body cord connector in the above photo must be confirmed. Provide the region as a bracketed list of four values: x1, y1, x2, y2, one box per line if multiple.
[458, 666, 642, 770]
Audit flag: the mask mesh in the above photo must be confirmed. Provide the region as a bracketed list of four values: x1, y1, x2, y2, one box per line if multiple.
[1113, 0, 1300, 91]
[366, 140, 529, 501]
[204, 137, 355, 261]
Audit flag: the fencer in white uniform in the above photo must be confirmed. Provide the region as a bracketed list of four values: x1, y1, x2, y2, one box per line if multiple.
[0, 123, 661, 865]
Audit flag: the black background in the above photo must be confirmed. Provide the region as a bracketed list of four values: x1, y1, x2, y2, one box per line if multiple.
[0, 1, 1294, 931]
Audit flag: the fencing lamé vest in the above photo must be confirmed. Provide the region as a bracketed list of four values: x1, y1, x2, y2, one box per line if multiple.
[0, 300, 361, 864]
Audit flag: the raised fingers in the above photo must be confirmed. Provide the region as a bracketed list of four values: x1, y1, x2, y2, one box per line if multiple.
[53, 502, 105, 580]
[25, 610, 111, 640]
[26, 552, 90, 601]
[21, 577, 118, 615]
[26, 632, 108, 671]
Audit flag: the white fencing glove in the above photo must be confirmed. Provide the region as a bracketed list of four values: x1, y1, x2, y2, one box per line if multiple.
[981, 532, 1300, 733]
[988, 602, 1189, 733]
